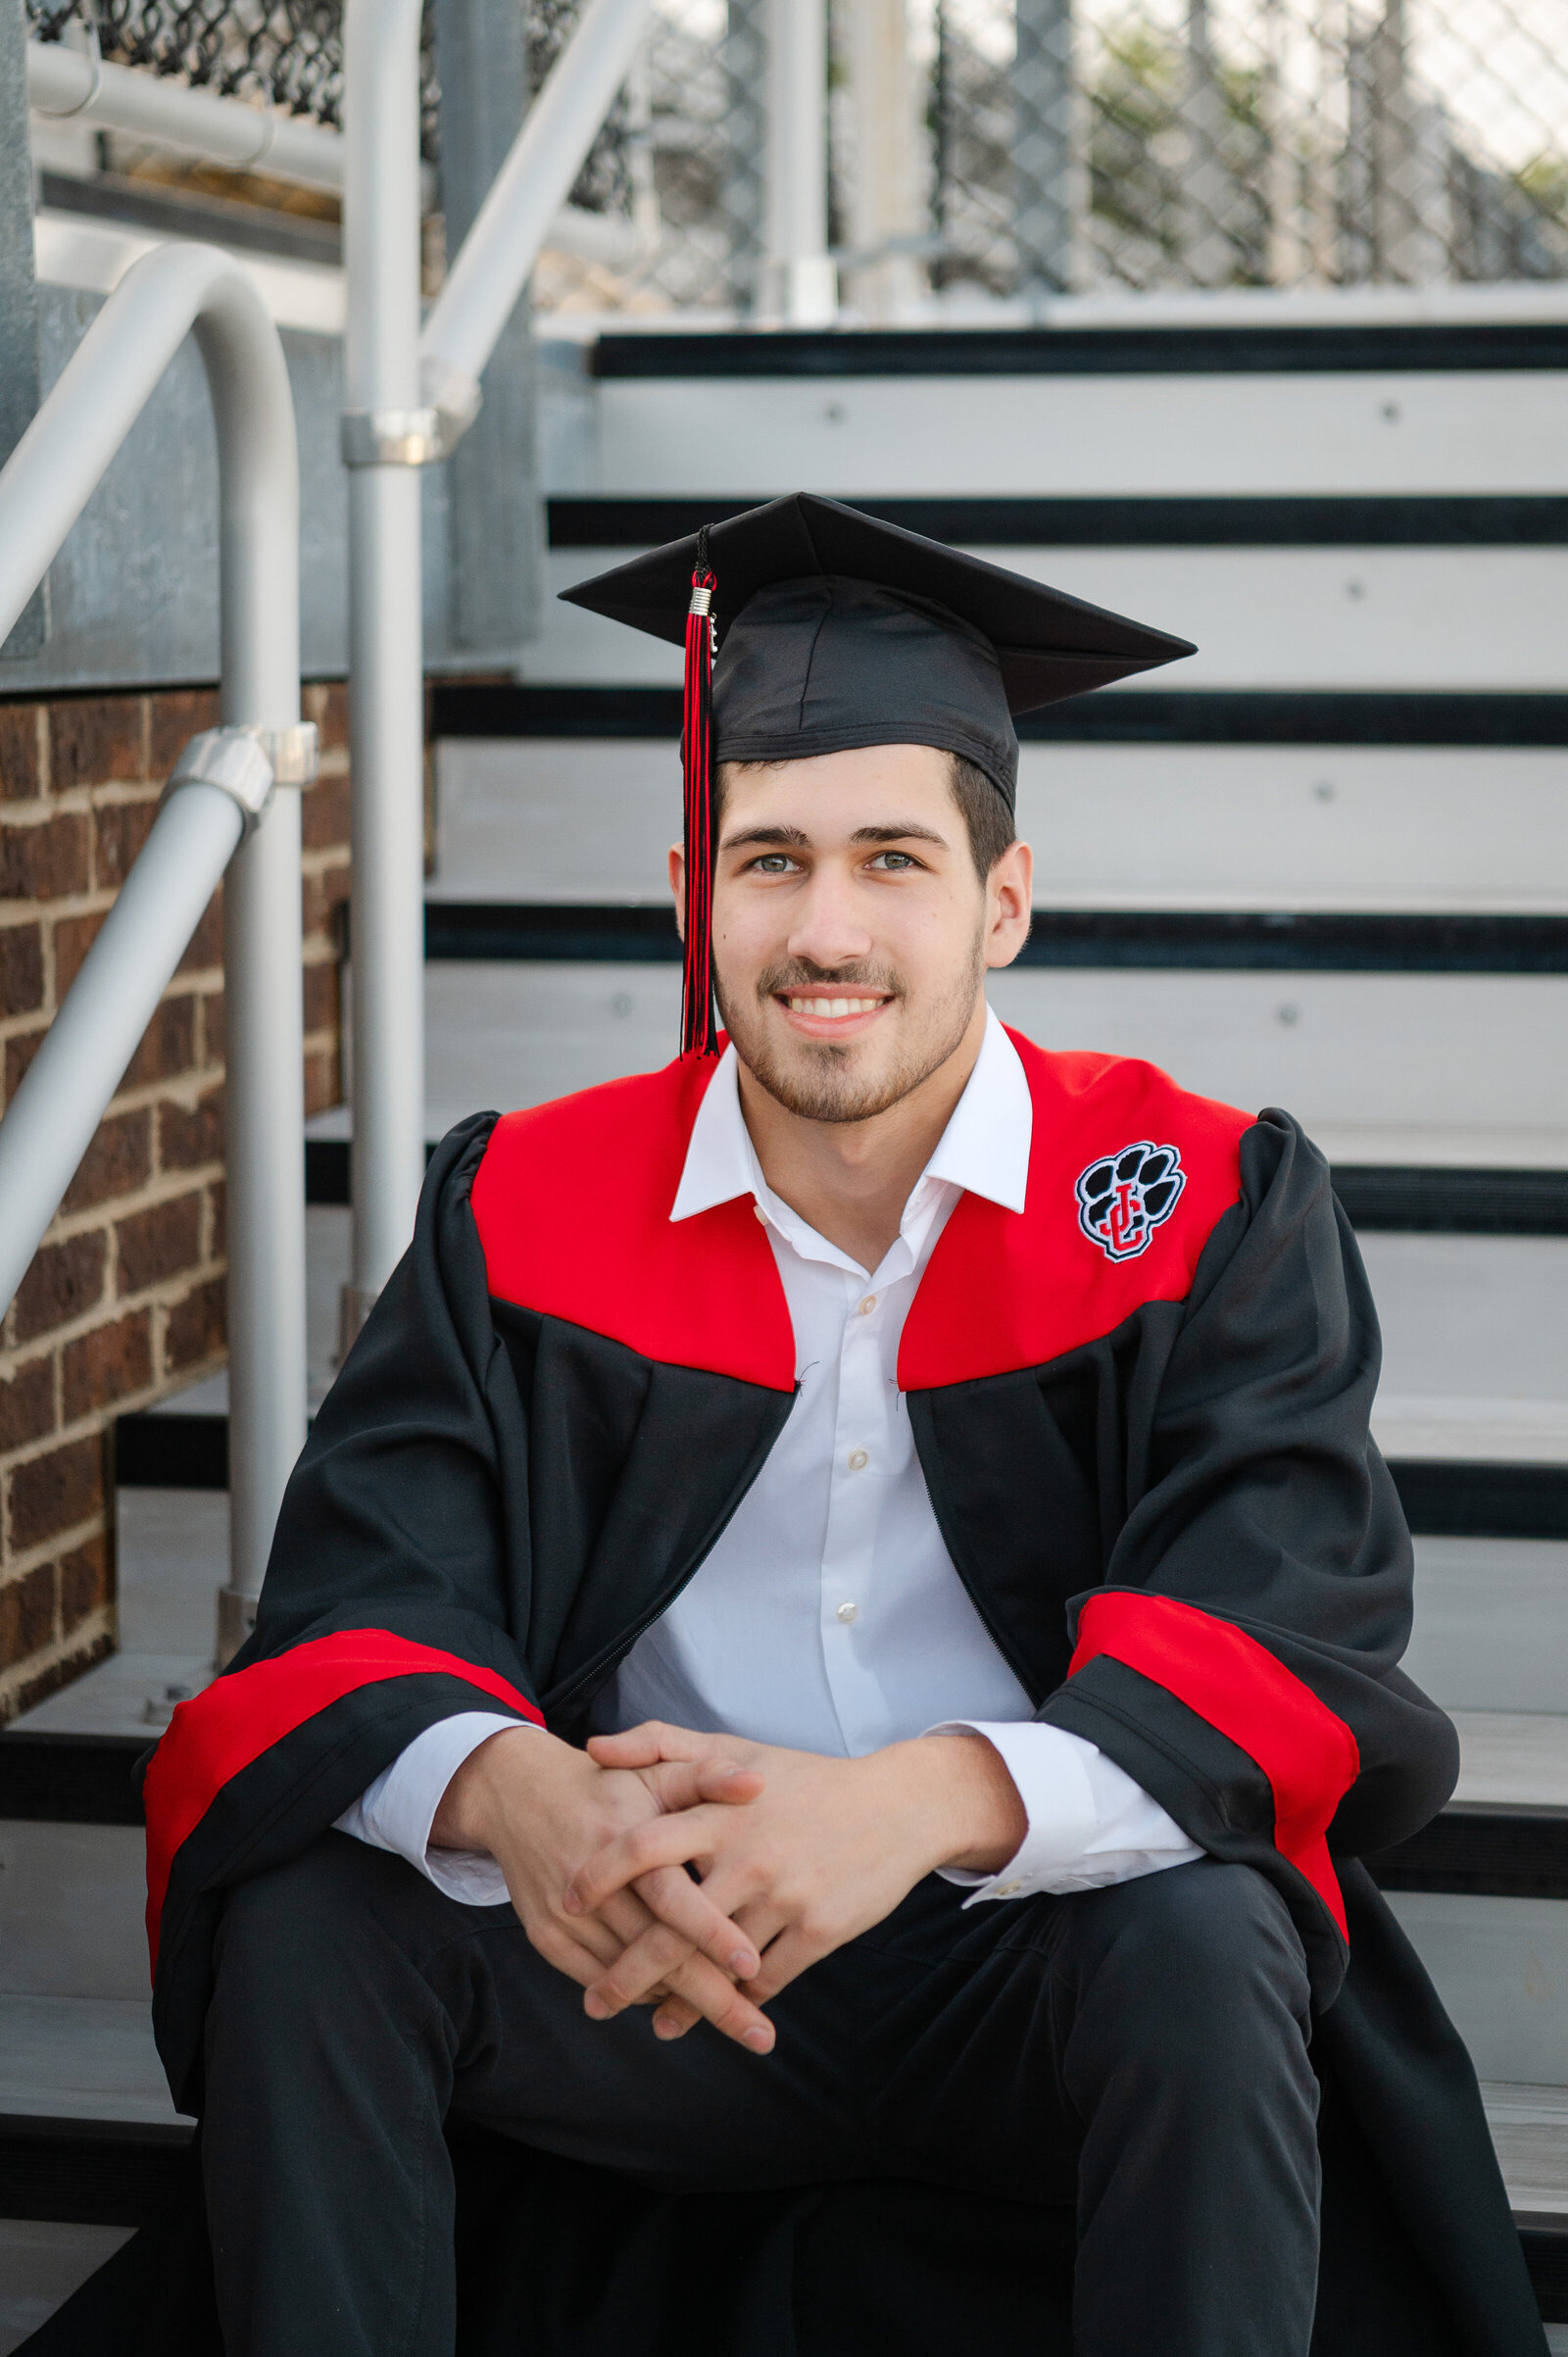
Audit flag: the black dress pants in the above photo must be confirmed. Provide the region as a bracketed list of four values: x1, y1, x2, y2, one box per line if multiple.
[202, 1833, 1320, 2357]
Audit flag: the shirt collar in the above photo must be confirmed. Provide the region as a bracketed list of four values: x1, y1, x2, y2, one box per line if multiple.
[670, 1006, 1032, 1227]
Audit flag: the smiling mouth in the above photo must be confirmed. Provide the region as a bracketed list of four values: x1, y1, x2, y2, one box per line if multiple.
[780, 995, 888, 1019]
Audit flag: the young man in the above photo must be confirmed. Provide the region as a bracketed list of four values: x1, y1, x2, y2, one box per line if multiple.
[137, 499, 1542, 2356]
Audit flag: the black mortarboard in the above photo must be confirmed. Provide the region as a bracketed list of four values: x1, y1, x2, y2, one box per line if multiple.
[562, 493, 1195, 1056]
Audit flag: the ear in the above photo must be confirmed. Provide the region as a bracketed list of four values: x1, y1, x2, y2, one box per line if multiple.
[982, 839, 1034, 971]
[668, 843, 686, 942]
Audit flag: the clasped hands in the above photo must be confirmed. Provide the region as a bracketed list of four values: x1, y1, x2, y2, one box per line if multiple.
[431, 1717, 1027, 2058]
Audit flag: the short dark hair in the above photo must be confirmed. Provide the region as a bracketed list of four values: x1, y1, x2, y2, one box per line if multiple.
[715, 750, 1015, 883]
[948, 754, 1016, 881]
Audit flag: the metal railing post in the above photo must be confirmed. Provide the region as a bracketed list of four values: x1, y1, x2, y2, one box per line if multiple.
[339, 0, 430, 1343]
[761, 0, 836, 326]
[0, 242, 307, 1661]
[198, 284, 311, 1659]
[339, 0, 654, 1338]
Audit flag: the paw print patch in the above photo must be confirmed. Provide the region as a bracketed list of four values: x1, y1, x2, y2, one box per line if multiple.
[1075, 1143, 1186, 1263]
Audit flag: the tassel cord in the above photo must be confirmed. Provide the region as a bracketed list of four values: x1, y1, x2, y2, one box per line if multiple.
[680, 556, 719, 1056]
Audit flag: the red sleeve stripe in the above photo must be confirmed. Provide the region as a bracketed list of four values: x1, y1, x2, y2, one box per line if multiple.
[1068, 1592, 1359, 1940]
[143, 1630, 542, 1972]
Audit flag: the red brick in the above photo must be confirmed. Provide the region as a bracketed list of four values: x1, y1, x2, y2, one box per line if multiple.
[0, 706, 40, 803]
[208, 1180, 225, 1259]
[117, 1193, 203, 1294]
[301, 768, 350, 852]
[122, 995, 196, 1090]
[198, 988, 224, 1065]
[93, 795, 159, 891]
[62, 1309, 151, 1423]
[0, 1356, 55, 1453]
[59, 1531, 111, 1635]
[302, 860, 351, 941]
[48, 697, 143, 791]
[303, 958, 338, 1037]
[165, 1274, 225, 1372]
[8, 1629, 111, 1715]
[4, 1025, 43, 1106]
[13, 1232, 107, 1344]
[160, 1088, 224, 1172]
[52, 909, 105, 998]
[62, 1108, 151, 1214]
[147, 689, 220, 778]
[0, 922, 43, 1018]
[0, 1562, 57, 1664]
[0, 811, 91, 902]
[304, 1048, 341, 1120]
[304, 679, 349, 752]
[176, 890, 223, 976]
[9, 1434, 104, 1550]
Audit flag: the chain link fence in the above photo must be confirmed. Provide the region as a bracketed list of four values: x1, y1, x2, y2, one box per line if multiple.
[24, 0, 1568, 308]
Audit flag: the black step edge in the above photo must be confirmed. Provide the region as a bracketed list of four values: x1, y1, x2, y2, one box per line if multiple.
[589, 322, 1568, 377]
[548, 493, 1568, 550]
[1519, 2216, 1568, 2324]
[1367, 1807, 1568, 1900]
[0, 1730, 146, 1824]
[114, 1410, 227, 1492]
[0, 2113, 193, 2229]
[430, 682, 1568, 748]
[415, 902, 1568, 975]
[1390, 1461, 1568, 1540]
[1, 2111, 1561, 2311]
[305, 1136, 1568, 1237]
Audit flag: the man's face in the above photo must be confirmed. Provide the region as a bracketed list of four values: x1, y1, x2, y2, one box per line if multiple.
[672, 743, 1031, 1124]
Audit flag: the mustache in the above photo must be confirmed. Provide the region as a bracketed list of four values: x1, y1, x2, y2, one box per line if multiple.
[757, 959, 905, 1002]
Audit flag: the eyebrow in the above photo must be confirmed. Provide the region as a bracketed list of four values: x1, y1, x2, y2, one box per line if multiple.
[719, 820, 951, 852]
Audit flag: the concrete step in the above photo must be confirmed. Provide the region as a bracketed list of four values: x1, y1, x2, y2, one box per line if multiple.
[569, 337, 1568, 504]
[338, 953, 1568, 1171]
[430, 733, 1568, 916]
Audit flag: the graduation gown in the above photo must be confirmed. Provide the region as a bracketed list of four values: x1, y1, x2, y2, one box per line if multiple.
[132, 1029, 1544, 2354]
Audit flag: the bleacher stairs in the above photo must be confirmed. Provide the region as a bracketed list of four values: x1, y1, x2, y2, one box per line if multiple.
[2, 315, 1566, 2345]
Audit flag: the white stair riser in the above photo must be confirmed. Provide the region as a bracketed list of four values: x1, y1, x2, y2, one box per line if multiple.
[588, 370, 1568, 499]
[534, 545, 1568, 694]
[1409, 1542, 1568, 1715]
[406, 957, 1568, 1163]
[432, 738, 1568, 916]
[0, 1824, 147, 2002]
[1389, 1893, 1568, 2087]
[5, 1817, 1563, 2104]
[1360, 1234, 1568, 1433]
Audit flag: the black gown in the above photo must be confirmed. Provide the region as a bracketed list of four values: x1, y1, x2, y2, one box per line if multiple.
[34, 1031, 1546, 2354]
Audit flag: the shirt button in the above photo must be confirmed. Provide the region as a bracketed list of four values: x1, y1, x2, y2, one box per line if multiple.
[857, 1296, 876, 1316]
[994, 1881, 1023, 1896]
[847, 1447, 869, 1471]
[836, 1600, 858, 1623]
[753, 1203, 767, 1224]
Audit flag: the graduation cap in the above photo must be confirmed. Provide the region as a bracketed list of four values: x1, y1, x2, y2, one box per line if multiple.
[562, 493, 1195, 1056]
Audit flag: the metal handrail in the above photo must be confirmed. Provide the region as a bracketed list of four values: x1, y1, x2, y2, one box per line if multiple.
[338, 0, 653, 1341]
[0, 240, 308, 1660]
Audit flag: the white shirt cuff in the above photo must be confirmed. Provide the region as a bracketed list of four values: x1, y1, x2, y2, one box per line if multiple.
[924, 1719, 1203, 1903]
[333, 1711, 527, 1906]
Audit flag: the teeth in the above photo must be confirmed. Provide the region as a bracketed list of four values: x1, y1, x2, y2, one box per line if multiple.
[785, 997, 881, 1017]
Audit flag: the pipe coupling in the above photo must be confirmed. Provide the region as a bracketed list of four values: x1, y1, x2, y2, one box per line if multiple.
[164, 722, 318, 831]
[340, 407, 445, 467]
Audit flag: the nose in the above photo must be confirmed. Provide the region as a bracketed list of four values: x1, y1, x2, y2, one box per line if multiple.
[786, 860, 875, 973]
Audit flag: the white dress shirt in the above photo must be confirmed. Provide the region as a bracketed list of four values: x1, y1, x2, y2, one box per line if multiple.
[336, 1012, 1200, 1906]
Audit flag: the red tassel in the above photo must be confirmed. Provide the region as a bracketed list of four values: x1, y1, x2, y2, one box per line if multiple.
[680, 539, 719, 1057]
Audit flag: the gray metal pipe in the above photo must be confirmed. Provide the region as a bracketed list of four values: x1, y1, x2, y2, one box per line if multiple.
[27, 38, 346, 190]
[0, 241, 306, 1649]
[341, 0, 429, 1330]
[340, 0, 653, 1328]
[419, 0, 652, 426]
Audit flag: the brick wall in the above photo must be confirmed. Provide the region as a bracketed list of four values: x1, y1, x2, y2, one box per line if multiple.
[0, 681, 350, 1719]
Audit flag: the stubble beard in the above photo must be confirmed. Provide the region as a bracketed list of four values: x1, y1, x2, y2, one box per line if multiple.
[716, 935, 987, 1125]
